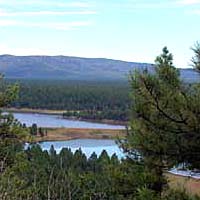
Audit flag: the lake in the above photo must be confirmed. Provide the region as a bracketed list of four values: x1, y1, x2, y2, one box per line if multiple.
[13, 112, 125, 130]
[28, 139, 124, 158]
[14, 112, 125, 158]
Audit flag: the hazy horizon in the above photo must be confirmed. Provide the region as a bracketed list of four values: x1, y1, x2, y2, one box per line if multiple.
[0, 0, 200, 68]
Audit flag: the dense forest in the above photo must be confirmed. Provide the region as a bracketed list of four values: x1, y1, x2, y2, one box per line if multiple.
[9, 80, 130, 121]
[1, 43, 200, 199]
[2, 144, 199, 200]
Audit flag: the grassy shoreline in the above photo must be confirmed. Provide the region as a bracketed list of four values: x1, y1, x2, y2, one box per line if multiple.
[32, 127, 126, 142]
[5, 107, 65, 115]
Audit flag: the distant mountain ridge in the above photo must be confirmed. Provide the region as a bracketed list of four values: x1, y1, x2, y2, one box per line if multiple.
[0, 54, 199, 82]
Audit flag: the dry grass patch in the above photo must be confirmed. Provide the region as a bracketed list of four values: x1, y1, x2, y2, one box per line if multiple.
[34, 128, 126, 142]
[167, 173, 200, 197]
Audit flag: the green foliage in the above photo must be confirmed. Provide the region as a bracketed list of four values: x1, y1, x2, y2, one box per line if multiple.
[1, 143, 199, 200]
[0, 76, 19, 107]
[122, 46, 200, 195]
[124, 47, 182, 193]
[191, 42, 200, 72]
[29, 124, 47, 137]
[135, 187, 158, 200]
[63, 109, 129, 121]
[0, 76, 29, 175]
[30, 123, 37, 136]
[10, 80, 130, 121]
[0, 146, 128, 199]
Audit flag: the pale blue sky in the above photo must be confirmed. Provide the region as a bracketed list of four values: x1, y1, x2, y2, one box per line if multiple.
[0, 0, 200, 67]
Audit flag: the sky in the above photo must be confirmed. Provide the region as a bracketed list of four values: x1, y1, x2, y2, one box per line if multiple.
[0, 0, 200, 68]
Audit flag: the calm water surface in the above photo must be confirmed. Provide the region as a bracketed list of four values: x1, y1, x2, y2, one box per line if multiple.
[13, 112, 125, 130]
[14, 113, 125, 157]
[35, 139, 124, 158]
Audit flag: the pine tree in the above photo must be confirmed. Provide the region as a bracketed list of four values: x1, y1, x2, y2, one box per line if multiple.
[30, 123, 38, 136]
[122, 47, 193, 194]
[191, 41, 200, 72]
[0, 76, 29, 174]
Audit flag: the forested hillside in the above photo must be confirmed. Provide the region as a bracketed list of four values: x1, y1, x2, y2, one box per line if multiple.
[10, 80, 130, 121]
[0, 55, 199, 82]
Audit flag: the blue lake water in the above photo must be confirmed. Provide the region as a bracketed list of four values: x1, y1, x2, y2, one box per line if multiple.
[18, 113, 200, 179]
[13, 112, 125, 130]
[13, 113, 125, 157]
[32, 139, 124, 158]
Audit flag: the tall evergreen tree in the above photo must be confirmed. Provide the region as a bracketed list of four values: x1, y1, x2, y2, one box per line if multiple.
[30, 123, 38, 136]
[122, 46, 200, 195]
[0, 76, 29, 174]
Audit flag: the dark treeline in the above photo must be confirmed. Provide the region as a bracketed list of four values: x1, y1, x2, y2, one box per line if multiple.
[0, 145, 143, 199]
[1, 143, 199, 200]
[9, 80, 130, 121]
[63, 109, 128, 121]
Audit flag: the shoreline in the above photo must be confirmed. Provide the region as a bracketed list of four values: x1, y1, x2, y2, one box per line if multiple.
[4, 107, 65, 115]
[32, 127, 126, 142]
[4, 107, 127, 126]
